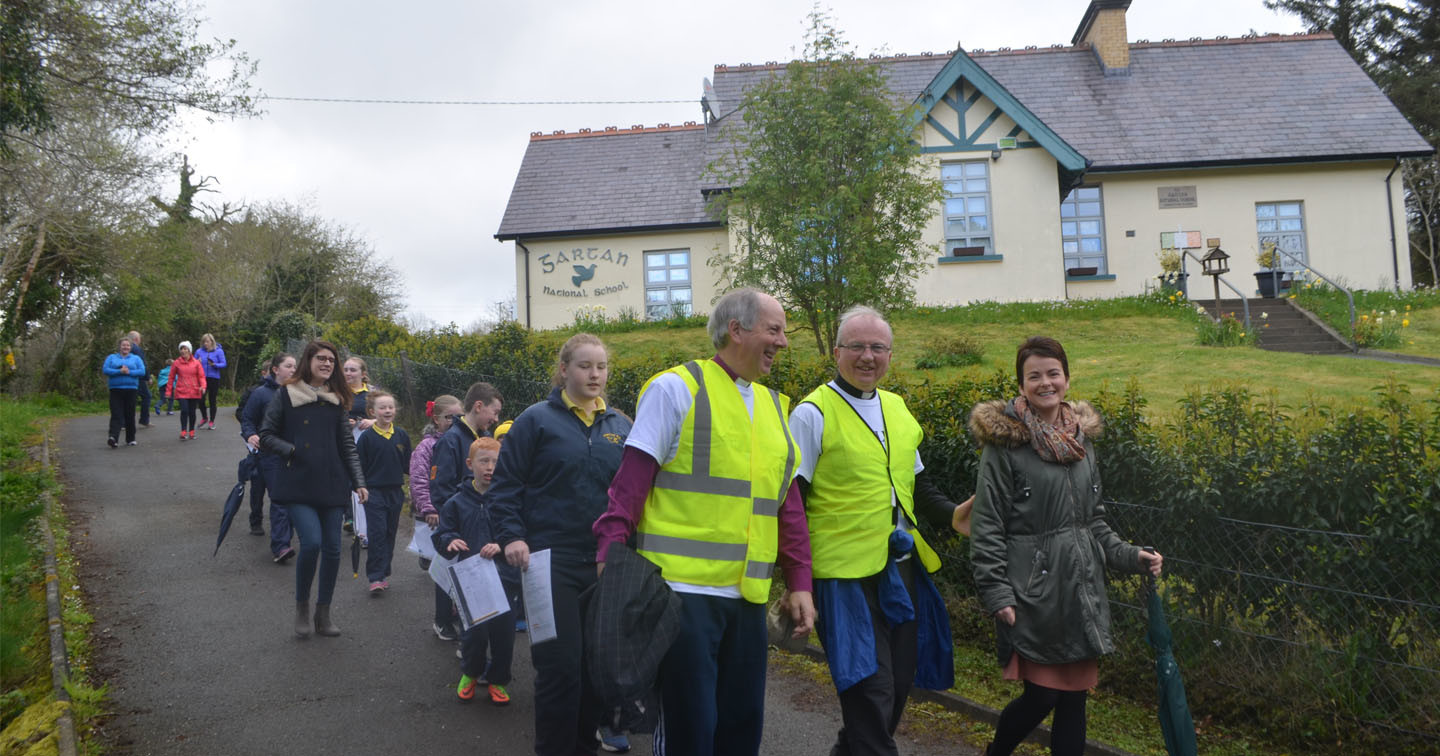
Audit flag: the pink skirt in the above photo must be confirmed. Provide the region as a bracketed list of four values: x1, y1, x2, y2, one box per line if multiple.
[1003, 653, 1098, 692]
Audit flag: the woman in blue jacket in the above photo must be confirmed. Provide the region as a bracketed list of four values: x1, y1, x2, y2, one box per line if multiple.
[194, 332, 227, 430]
[489, 333, 632, 756]
[102, 336, 147, 447]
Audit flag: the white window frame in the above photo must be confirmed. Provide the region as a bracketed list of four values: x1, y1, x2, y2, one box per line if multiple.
[644, 249, 692, 319]
[942, 161, 994, 255]
[1061, 185, 1107, 274]
[1255, 201, 1307, 272]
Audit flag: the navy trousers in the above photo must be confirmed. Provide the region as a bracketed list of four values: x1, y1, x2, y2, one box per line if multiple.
[531, 557, 601, 756]
[257, 455, 293, 557]
[460, 581, 517, 686]
[363, 486, 403, 582]
[655, 593, 768, 756]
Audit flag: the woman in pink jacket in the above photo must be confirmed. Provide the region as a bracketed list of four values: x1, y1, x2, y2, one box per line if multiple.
[167, 341, 207, 441]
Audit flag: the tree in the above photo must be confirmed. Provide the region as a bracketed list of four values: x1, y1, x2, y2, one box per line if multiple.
[1266, 0, 1440, 287]
[706, 10, 943, 354]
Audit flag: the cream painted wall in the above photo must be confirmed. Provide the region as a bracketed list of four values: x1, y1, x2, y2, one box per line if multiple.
[1092, 161, 1411, 297]
[912, 146, 1068, 305]
[512, 227, 728, 330]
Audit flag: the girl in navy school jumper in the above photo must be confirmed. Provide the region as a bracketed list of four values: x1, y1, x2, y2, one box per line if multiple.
[434, 436, 517, 706]
[355, 391, 412, 592]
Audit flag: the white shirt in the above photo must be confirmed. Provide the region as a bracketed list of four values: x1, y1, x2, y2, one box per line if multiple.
[625, 368, 761, 598]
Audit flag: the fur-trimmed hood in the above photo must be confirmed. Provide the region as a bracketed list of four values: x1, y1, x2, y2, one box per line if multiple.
[286, 381, 340, 408]
[968, 399, 1103, 448]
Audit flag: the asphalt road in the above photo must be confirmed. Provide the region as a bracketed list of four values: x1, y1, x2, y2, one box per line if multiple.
[60, 411, 975, 755]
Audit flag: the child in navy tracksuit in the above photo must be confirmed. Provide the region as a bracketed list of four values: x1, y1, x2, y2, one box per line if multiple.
[354, 391, 411, 592]
[433, 437, 516, 707]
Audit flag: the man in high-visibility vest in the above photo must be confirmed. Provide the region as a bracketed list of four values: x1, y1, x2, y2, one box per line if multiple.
[789, 305, 973, 756]
[595, 288, 816, 756]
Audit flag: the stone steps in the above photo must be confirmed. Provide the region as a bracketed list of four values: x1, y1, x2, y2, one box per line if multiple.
[1193, 298, 1353, 354]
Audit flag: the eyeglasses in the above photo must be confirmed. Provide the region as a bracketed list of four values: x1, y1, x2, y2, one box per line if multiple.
[838, 343, 892, 355]
[313, 355, 337, 364]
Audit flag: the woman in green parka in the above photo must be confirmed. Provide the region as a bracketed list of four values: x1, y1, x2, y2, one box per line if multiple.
[969, 336, 1164, 756]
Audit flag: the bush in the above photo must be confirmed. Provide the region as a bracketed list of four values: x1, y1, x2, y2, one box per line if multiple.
[914, 334, 984, 369]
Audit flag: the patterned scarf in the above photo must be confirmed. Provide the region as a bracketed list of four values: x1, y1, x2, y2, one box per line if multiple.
[1013, 396, 1086, 464]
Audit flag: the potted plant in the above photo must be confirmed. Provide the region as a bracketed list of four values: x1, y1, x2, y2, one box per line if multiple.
[1254, 243, 1283, 298]
[1156, 248, 1187, 296]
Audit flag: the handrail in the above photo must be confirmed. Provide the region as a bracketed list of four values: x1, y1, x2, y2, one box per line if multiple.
[1272, 248, 1357, 350]
[1181, 251, 1251, 330]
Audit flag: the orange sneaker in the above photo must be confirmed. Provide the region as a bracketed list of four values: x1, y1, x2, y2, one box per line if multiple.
[456, 674, 477, 702]
[487, 684, 510, 706]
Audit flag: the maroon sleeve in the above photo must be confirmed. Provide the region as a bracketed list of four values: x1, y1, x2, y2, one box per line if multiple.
[594, 446, 660, 562]
[776, 478, 813, 592]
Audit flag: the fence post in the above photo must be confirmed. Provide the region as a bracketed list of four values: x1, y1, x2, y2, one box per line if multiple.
[399, 350, 418, 425]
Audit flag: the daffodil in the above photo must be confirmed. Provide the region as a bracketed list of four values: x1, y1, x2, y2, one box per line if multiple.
[1402, 319, 1410, 327]
[1261, 312, 1269, 319]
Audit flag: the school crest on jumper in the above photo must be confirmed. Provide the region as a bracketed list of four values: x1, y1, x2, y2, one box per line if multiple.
[603, 433, 623, 445]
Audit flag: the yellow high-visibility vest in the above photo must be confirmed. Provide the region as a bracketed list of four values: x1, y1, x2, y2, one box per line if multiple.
[801, 385, 940, 579]
[635, 359, 799, 604]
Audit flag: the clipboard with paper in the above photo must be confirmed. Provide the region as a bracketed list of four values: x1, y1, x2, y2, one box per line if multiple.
[448, 555, 511, 630]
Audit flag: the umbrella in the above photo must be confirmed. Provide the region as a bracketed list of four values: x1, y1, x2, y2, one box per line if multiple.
[214, 454, 258, 556]
[1146, 574, 1199, 756]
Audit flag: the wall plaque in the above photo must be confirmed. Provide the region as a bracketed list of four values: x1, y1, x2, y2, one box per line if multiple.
[1157, 185, 1198, 209]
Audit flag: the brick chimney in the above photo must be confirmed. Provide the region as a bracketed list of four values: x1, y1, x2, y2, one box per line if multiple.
[1072, 0, 1132, 74]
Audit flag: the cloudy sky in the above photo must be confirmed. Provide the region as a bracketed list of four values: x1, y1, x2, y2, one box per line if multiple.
[175, 0, 1305, 327]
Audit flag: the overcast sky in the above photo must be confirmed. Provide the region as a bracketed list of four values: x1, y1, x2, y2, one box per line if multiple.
[175, 0, 1305, 328]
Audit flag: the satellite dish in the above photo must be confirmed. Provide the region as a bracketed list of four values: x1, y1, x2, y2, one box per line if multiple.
[702, 77, 721, 122]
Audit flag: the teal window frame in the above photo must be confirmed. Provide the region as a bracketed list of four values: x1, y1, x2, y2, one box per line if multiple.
[942, 161, 994, 255]
[644, 249, 693, 320]
[1061, 185, 1107, 274]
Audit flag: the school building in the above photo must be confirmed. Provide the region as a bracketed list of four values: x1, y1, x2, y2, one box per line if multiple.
[496, 0, 1433, 330]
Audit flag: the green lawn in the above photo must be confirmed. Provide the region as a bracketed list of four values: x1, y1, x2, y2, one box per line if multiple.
[600, 302, 1439, 414]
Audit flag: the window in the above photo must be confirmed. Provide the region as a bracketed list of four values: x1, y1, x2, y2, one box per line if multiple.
[942, 162, 993, 254]
[644, 250, 692, 319]
[1060, 186, 1106, 273]
[1255, 202, 1307, 271]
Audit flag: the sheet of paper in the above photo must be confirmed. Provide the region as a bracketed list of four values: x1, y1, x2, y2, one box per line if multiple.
[522, 548, 558, 645]
[428, 554, 456, 601]
[448, 556, 511, 630]
[407, 521, 437, 559]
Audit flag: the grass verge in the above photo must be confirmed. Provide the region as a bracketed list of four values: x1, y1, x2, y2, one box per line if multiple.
[1288, 283, 1440, 354]
[0, 394, 106, 753]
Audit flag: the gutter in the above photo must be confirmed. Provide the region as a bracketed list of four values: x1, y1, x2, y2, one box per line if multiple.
[1385, 159, 1400, 292]
[517, 240, 533, 329]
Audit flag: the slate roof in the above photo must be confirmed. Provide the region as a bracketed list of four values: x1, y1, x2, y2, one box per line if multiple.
[498, 34, 1433, 238]
[495, 124, 714, 240]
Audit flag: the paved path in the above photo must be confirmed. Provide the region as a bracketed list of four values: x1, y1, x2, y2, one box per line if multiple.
[59, 413, 974, 755]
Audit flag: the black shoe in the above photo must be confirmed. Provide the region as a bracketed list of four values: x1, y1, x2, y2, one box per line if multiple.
[249, 525, 265, 536]
[107, 437, 117, 448]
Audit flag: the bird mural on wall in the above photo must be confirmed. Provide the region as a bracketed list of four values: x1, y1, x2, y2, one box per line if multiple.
[572, 264, 597, 287]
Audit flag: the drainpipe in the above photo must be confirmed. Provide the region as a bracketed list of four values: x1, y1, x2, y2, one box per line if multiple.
[1385, 159, 1400, 292]
[517, 240, 533, 329]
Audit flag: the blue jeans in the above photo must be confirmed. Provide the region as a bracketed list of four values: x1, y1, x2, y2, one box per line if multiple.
[287, 503, 343, 605]
[363, 487, 403, 582]
[655, 594, 768, 756]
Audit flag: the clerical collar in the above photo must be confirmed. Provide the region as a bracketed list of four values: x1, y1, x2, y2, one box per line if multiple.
[711, 355, 750, 387]
[833, 374, 875, 400]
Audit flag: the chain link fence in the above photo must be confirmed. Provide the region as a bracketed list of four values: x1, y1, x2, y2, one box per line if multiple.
[925, 501, 1439, 751]
[286, 340, 551, 431]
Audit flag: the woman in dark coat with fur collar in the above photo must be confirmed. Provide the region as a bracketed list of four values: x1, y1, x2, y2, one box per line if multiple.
[969, 336, 1163, 756]
[260, 340, 368, 639]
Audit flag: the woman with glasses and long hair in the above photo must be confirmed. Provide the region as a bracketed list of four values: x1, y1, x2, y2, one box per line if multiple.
[260, 340, 368, 639]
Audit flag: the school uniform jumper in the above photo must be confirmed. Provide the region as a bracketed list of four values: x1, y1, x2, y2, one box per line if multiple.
[356, 424, 412, 583]
[488, 388, 632, 756]
[433, 481, 518, 687]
